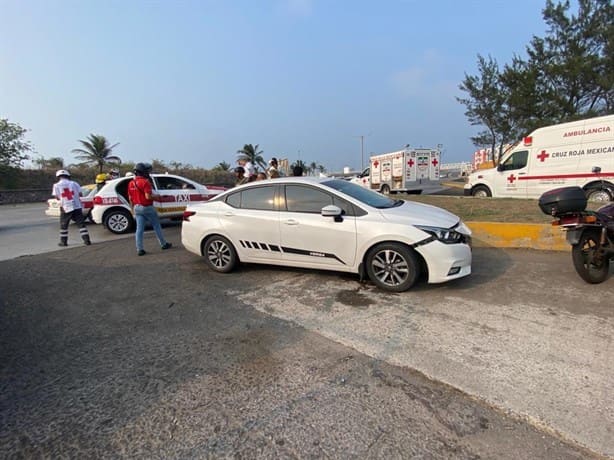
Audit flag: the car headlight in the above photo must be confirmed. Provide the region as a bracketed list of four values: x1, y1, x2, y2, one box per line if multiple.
[415, 225, 467, 244]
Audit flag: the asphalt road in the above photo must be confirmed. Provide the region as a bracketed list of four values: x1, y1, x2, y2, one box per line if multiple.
[0, 203, 177, 261]
[1, 226, 611, 458]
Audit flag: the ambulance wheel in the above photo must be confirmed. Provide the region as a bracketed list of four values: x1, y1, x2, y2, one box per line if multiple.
[203, 235, 238, 273]
[586, 187, 612, 202]
[365, 242, 419, 292]
[380, 185, 390, 195]
[472, 186, 491, 198]
[104, 208, 134, 234]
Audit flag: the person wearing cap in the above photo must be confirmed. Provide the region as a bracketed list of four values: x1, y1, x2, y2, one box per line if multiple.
[267, 157, 280, 179]
[127, 162, 172, 256]
[52, 169, 91, 246]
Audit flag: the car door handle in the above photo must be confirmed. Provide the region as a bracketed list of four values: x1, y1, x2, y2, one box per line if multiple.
[224, 212, 235, 217]
[518, 172, 527, 175]
[284, 219, 299, 225]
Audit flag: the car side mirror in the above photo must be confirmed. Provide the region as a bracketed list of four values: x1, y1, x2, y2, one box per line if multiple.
[321, 205, 343, 222]
[496, 163, 504, 172]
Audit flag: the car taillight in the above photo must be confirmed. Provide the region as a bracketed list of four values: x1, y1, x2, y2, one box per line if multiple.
[93, 196, 102, 205]
[183, 211, 196, 221]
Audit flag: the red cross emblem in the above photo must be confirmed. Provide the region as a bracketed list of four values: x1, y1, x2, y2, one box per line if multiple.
[507, 174, 516, 184]
[537, 150, 549, 162]
[373, 160, 379, 168]
[61, 187, 74, 200]
[407, 159, 414, 167]
[432, 158, 439, 167]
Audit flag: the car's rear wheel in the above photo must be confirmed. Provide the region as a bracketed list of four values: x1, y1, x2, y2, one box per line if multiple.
[104, 208, 134, 234]
[203, 235, 238, 273]
[365, 242, 419, 292]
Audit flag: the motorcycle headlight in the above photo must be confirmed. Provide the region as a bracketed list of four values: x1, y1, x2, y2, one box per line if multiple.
[415, 224, 467, 244]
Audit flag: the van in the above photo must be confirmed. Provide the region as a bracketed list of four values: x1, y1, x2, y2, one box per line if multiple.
[463, 115, 614, 201]
[351, 148, 441, 194]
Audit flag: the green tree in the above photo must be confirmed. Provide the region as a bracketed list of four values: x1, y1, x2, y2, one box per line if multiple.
[458, 0, 613, 156]
[33, 156, 64, 170]
[0, 118, 33, 168]
[213, 161, 231, 171]
[457, 55, 515, 161]
[236, 144, 266, 171]
[508, 0, 614, 131]
[72, 134, 121, 173]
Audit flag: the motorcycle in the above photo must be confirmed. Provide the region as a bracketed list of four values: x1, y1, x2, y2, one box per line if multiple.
[539, 186, 614, 284]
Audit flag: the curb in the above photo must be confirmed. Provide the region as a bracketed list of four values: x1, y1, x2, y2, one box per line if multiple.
[468, 221, 569, 251]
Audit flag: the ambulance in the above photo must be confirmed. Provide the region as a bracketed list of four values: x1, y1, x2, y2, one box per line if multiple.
[463, 115, 614, 201]
[351, 148, 441, 194]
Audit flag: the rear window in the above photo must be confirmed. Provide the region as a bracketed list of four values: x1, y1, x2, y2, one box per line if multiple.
[225, 185, 276, 210]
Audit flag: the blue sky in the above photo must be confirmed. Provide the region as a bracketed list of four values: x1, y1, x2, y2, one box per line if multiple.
[1, 0, 549, 172]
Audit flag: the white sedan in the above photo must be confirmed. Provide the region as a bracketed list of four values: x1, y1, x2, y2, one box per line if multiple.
[181, 177, 472, 292]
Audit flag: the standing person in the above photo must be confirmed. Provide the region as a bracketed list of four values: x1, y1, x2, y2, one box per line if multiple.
[127, 163, 172, 256]
[234, 166, 249, 186]
[267, 157, 280, 179]
[52, 170, 91, 246]
[292, 165, 304, 176]
[95, 173, 109, 191]
[238, 158, 256, 181]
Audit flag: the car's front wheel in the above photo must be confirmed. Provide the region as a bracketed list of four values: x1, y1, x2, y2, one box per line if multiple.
[104, 208, 134, 234]
[203, 235, 238, 273]
[472, 185, 491, 198]
[365, 242, 420, 292]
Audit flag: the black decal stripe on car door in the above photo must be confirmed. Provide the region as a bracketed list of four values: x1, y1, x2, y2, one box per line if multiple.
[239, 240, 278, 252]
[280, 246, 346, 265]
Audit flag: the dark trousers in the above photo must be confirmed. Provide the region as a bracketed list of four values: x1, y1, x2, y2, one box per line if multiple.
[59, 208, 90, 244]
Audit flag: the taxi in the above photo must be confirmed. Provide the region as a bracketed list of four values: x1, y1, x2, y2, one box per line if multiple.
[45, 183, 97, 221]
[91, 174, 225, 234]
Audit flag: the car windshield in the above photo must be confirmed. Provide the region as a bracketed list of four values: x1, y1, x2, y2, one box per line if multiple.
[321, 179, 401, 208]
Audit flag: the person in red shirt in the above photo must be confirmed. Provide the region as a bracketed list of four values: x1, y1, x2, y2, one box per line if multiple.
[127, 163, 172, 256]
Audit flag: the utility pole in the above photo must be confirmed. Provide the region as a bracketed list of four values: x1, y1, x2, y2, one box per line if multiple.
[354, 135, 365, 170]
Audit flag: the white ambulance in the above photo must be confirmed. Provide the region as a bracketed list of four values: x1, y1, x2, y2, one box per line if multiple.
[463, 115, 614, 201]
[351, 148, 441, 194]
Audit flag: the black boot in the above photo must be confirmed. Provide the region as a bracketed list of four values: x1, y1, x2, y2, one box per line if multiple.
[83, 235, 91, 246]
[58, 237, 68, 247]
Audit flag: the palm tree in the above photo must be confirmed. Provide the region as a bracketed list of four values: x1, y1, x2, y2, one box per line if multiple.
[72, 134, 121, 173]
[236, 144, 266, 171]
[215, 161, 231, 171]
